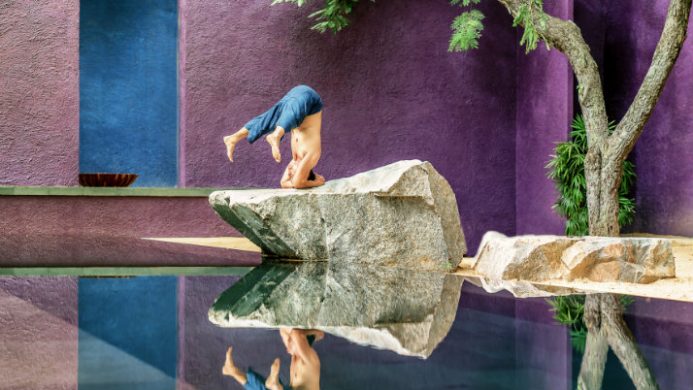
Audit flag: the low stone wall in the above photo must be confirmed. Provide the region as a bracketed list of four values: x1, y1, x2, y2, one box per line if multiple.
[0, 193, 259, 267]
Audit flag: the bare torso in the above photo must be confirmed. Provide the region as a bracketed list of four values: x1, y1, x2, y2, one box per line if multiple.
[291, 111, 322, 162]
[290, 353, 321, 390]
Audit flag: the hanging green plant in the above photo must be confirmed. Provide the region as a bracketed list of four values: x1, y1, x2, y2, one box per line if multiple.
[546, 115, 636, 236]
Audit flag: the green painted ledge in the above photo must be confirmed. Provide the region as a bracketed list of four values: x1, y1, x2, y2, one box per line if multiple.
[0, 266, 253, 277]
[0, 186, 227, 197]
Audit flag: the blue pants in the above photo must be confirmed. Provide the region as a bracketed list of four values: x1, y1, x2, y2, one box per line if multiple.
[244, 85, 323, 143]
[244, 368, 289, 390]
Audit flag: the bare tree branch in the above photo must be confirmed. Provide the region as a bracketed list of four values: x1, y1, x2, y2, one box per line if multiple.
[498, 0, 610, 147]
[609, 0, 692, 161]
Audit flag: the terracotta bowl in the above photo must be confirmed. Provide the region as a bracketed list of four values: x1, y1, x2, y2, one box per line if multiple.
[79, 173, 138, 187]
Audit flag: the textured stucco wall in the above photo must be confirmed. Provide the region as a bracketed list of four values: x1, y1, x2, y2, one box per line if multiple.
[514, 0, 572, 235]
[0, 0, 79, 186]
[179, 0, 519, 253]
[80, 0, 179, 187]
[0, 277, 78, 390]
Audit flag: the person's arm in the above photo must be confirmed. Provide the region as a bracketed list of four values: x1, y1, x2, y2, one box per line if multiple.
[279, 327, 292, 350]
[291, 152, 324, 189]
[280, 163, 295, 189]
[288, 329, 316, 362]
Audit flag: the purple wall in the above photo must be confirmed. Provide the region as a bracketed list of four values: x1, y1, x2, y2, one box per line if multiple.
[1, 0, 692, 252]
[515, 1, 573, 235]
[600, 1, 693, 236]
[0, 0, 79, 186]
[179, 0, 519, 253]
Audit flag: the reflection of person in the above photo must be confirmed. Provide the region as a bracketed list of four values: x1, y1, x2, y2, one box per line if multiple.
[223, 85, 326, 189]
[280, 328, 323, 390]
[222, 329, 323, 390]
[222, 346, 285, 390]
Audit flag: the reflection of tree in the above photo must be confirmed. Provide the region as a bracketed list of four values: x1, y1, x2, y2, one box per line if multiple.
[578, 294, 657, 390]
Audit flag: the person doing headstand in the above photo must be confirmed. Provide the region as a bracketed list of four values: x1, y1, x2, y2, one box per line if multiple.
[223, 85, 325, 189]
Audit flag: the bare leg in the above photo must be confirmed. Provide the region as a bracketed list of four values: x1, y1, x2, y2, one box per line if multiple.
[223, 128, 249, 162]
[265, 126, 285, 163]
[264, 358, 282, 390]
[222, 346, 247, 385]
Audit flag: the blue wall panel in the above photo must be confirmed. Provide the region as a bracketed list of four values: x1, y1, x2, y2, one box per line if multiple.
[80, 0, 178, 187]
[78, 277, 178, 389]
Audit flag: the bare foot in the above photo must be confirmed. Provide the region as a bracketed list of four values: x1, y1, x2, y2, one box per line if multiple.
[222, 347, 241, 377]
[223, 135, 238, 162]
[266, 132, 282, 163]
[265, 358, 282, 390]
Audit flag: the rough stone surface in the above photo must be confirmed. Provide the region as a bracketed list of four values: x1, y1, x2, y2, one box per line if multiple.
[209, 160, 466, 270]
[473, 231, 675, 297]
[208, 262, 464, 358]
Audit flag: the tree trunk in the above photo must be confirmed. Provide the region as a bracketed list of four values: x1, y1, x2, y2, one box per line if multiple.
[494, 1, 691, 388]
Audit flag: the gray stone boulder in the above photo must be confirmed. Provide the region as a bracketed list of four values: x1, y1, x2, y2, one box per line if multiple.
[209, 160, 466, 270]
[472, 231, 675, 297]
[208, 262, 464, 358]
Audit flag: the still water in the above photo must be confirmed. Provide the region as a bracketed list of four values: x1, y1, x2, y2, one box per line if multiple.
[0, 261, 691, 389]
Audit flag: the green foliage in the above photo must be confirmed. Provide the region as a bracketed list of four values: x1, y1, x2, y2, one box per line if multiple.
[276, 0, 548, 53]
[547, 295, 587, 352]
[272, 0, 362, 33]
[450, 0, 482, 7]
[449, 10, 486, 51]
[449, 0, 546, 53]
[512, 0, 547, 53]
[546, 115, 637, 236]
[548, 295, 634, 353]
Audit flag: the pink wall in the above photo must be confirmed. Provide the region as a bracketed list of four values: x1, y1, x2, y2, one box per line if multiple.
[0, 277, 78, 390]
[0, 0, 79, 186]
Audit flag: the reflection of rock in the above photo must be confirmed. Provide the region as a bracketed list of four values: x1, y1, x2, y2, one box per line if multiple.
[208, 262, 464, 358]
[209, 160, 466, 270]
[473, 232, 675, 297]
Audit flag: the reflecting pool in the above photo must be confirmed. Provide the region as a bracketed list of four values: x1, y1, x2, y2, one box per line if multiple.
[0, 265, 691, 389]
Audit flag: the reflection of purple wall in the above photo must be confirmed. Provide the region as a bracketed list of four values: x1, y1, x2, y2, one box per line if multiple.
[0, 1, 79, 186]
[0, 277, 78, 389]
[626, 298, 693, 390]
[179, 0, 518, 253]
[515, 1, 573, 235]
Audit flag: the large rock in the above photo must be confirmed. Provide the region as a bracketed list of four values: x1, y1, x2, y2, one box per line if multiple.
[208, 262, 464, 358]
[209, 160, 466, 270]
[473, 231, 675, 297]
